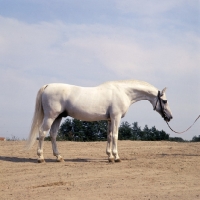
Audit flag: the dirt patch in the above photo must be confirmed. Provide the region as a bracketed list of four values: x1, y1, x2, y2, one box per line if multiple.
[0, 141, 200, 200]
[31, 181, 74, 189]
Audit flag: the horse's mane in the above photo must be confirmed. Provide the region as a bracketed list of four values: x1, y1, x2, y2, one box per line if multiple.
[102, 79, 155, 88]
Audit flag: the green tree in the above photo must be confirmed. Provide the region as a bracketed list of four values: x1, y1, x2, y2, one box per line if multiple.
[159, 130, 169, 140]
[58, 118, 107, 141]
[119, 121, 132, 140]
[140, 125, 150, 140]
[191, 135, 200, 142]
[169, 137, 185, 142]
[131, 122, 141, 140]
[58, 118, 171, 142]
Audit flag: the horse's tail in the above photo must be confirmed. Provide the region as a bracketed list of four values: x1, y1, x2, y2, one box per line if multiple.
[26, 85, 47, 150]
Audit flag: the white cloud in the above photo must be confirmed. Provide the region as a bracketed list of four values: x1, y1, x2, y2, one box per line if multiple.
[0, 15, 199, 76]
[0, 14, 199, 140]
[1, 16, 199, 81]
[0, 15, 199, 93]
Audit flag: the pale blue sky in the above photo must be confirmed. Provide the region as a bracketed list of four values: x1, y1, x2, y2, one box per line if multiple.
[0, 0, 199, 140]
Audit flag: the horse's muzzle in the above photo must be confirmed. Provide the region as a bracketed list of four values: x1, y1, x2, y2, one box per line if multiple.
[162, 111, 173, 122]
[164, 115, 173, 122]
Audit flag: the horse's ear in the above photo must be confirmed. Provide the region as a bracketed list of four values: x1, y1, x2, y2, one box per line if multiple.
[160, 87, 167, 96]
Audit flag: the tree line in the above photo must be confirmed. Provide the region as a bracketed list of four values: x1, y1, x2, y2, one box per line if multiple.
[44, 118, 199, 142]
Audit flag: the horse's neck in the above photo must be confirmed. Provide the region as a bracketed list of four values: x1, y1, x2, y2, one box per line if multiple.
[124, 83, 158, 105]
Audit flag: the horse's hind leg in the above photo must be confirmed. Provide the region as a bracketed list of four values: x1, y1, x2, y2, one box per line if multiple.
[106, 120, 115, 162]
[37, 117, 54, 163]
[49, 117, 63, 162]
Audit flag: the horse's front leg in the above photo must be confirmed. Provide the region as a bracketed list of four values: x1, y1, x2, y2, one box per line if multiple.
[49, 117, 63, 162]
[106, 120, 115, 162]
[111, 116, 121, 162]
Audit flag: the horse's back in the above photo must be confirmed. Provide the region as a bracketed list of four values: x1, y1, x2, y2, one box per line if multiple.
[41, 83, 114, 121]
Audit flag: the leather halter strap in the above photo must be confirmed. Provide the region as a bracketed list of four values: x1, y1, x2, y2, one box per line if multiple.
[154, 91, 166, 120]
[153, 91, 160, 110]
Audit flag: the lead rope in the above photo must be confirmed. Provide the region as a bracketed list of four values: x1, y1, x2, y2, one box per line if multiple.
[166, 115, 200, 134]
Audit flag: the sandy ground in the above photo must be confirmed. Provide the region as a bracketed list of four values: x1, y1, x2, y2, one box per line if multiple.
[0, 140, 200, 200]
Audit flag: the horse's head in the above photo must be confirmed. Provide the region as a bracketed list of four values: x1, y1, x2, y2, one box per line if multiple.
[154, 88, 173, 122]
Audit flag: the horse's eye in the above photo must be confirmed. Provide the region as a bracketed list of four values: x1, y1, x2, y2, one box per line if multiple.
[163, 100, 167, 104]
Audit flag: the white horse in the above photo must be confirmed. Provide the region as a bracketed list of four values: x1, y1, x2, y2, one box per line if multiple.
[27, 80, 173, 163]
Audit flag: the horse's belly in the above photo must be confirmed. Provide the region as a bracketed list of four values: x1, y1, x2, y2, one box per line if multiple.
[67, 105, 109, 121]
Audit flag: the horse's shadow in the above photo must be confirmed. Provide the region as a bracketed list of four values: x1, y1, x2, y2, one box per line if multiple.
[0, 156, 106, 163]
[0, 156, 38, 163]
[157, 153, 200, 157]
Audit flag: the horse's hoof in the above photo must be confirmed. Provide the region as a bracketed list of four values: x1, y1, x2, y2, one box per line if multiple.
[37, 159, 45, 163]
[56, 155, 64, 162]
[108, 158, 115, 163]
[115, 159, 121, 163]
[56, 157, 64, 162]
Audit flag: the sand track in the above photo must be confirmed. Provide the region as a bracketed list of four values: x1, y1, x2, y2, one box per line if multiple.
[0, 141, 200, 200]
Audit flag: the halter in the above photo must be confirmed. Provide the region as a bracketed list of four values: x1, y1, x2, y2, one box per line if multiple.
[154, 90, 200, 134]
[153, 91, 167, 120]
[153, 91, 160, 110]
